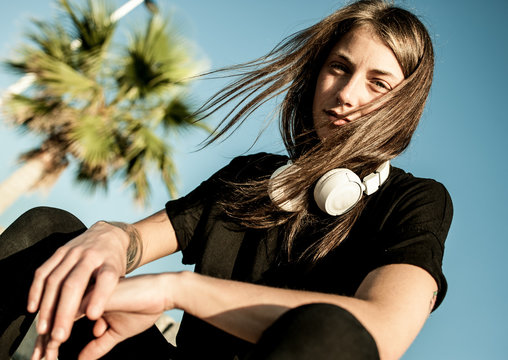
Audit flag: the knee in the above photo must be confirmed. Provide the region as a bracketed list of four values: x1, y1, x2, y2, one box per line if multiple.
[0, 207, 86, 259]
[15, 207, 84, 233]
[255, 303, 379, 360]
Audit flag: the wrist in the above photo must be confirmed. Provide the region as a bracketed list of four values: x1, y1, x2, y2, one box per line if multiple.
[102, 221, 143, 274]
[163, 271, 194, 312]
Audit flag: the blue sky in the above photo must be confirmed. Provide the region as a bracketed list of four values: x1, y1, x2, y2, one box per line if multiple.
[0, 1, 507, 359]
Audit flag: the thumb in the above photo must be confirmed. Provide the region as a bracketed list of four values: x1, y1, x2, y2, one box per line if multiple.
[93, 317, 108, 337]
[78, 330, 120, 360]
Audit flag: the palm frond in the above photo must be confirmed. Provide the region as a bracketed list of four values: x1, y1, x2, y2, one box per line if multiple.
[7, 1, 113, 77]
[116, 14, 203, 100]
[161, 97, 212, 133]
[75, 161, 109, 190]
[2, 94, 65, 130]
[68, 114, 119, 167]
[56, 0, 115, 76]
[121, 120, 177, 201]
[4, 21, 74, 75]
[58, 0, 115, 51]
[32, 51, 101, 99]
[125, 123, 165, 161]
[27, 20, 75, 63]
[160, 156, 177, 198]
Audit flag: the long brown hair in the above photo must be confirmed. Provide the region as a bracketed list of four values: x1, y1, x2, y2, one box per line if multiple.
[197, 0, 435, 262]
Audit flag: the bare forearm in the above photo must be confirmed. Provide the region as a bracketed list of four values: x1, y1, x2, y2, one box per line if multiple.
[169, 271, 373, 344]
[163, 265, 436, 360]
[133, 209, 178, 267]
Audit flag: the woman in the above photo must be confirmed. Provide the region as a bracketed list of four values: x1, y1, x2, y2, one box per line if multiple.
[0, 1, 452, 359]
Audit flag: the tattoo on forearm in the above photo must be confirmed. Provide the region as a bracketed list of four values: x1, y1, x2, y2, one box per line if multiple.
[105, 221, 143, 274]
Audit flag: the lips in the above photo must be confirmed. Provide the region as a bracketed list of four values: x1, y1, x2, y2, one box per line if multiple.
[324, 110, 350, 126]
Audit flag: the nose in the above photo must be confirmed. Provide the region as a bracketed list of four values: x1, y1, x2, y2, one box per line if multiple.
[336, 75, 362, 108]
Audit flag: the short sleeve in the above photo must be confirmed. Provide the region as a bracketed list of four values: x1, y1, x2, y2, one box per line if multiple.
[165, 152, 287, 265]
[370, 178, 453, 310]
[165, 179, 210, 264]
[165, 157, 238, 264]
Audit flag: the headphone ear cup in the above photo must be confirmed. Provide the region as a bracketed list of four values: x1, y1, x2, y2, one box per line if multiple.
[268, 163, 303, 212]
[313, 169, 364, 216]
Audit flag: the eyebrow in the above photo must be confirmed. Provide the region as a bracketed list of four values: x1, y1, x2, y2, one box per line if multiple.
[332, 53, 398, 79]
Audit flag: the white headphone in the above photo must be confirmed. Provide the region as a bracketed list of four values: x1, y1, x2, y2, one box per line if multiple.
[268, 160, 390, 216]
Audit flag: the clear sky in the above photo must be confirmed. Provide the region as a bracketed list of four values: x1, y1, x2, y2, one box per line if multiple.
[0, 1, 507, 359]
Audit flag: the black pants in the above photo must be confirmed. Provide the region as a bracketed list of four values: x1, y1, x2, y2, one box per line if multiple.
[0, 207, 379, 360]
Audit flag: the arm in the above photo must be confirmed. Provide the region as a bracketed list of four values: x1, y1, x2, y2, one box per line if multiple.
[28, 209, 178, 360]
[170, 263, 437, 360]
[131, 209, 180, 268]
[79, 261, 437, 360]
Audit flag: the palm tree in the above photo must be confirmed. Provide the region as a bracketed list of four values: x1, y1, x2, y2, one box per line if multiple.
[0, 0, 208, 214]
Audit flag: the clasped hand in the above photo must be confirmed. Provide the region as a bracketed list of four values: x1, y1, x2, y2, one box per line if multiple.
[26, 222, 170, 360]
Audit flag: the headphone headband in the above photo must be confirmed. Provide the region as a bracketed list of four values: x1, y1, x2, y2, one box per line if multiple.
[362, 161, 390, 196]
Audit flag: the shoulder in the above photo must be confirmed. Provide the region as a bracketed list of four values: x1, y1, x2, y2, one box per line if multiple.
[387, 166, 451, 201]
[216, 152, 289, 182]
[386, 166, 452, 221]
[367, 166, 453, 245]
[175, 152, 288, 202]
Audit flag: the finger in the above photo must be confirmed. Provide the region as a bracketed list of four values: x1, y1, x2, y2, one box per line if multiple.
[86, 263, 121, 319]
[36, 247, 85, 335]
[32, 331, 58, 360]
[93, 317, 108, 337]
[27, 247, 68, 313]
[78, 287, 94, 318]
[31, 333, 60, 360]
[49, 256, 102, 343]
[78, 329, 120, 360]
[43, 337, 61, 360]
[31, 334, 46, 360]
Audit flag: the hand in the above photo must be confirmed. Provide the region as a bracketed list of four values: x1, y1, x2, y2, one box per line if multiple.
[77, 274, 173, 360]
[27, 221, 131, 359]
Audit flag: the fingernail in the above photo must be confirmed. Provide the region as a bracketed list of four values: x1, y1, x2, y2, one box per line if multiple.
[89, 305, 100, 318]
[38, 319, 47, 334]
[52, 327, 65, 341]
[27, 301, 35, 312]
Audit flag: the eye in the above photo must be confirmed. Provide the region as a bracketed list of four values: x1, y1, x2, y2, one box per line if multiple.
[329, 62, 349, 73]
[372, 79, 391, 92]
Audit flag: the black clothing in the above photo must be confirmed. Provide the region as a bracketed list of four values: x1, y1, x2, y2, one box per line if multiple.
[0, 207, 87, 359]
[166, 153, 453, 359]
[246, 303, 379, 360]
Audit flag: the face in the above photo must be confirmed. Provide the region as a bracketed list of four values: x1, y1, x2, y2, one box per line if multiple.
[312, 26, 405, 139]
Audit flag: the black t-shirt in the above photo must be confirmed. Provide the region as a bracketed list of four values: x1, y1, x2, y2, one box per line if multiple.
[165, 152, 453, 359]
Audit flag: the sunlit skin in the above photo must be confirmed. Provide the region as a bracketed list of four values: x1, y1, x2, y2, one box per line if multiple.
[312, 25, 405, 139]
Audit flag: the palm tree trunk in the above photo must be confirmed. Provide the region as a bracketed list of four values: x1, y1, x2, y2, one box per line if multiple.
[0, 153, 53, 215]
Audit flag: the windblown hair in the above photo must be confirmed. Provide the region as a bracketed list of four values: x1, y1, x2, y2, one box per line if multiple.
[198, 0, 435, 262]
